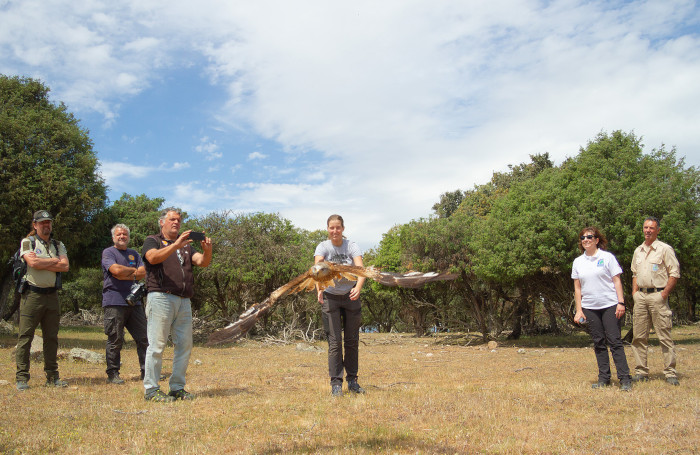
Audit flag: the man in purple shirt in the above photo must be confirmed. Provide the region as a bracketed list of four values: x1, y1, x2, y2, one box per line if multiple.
[101, 224, 149, 384]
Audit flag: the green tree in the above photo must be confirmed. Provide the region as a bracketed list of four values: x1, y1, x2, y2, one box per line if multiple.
[106, 193, 166, 251]
[0, 75, 108, 263]
[472, 131, 699, 331]
[191, 212, 323, 336]
[0, 75, 108, 311]
[432, 190, 466, 218]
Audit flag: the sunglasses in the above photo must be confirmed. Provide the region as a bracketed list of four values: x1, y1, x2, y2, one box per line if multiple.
[580, 234, 596, 240]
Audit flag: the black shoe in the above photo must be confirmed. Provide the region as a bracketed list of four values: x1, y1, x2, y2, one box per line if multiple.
[591, 381, 611, 389]
[140, 370, 145, 380]
[666, 377, 680, 386]
[145, 389, 176, 402]
[620, 382, 632, 392]
[16, 381, 29, 391]
[107, 374, 125, 385]
[46, 378, 68, 387]
[331, 384, 343, 397]
[348, 380, 366, 394]
[169, 389, 195, 400]
[631, 374, 649, 382]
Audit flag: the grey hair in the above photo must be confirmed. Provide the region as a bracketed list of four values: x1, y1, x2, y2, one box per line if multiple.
[111, 224, 130, 237]
[644, 216, 661, 228]
[159, 207, 182, 225]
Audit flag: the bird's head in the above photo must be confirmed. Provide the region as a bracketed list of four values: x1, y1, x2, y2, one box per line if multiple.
[311, 262, 333, 281]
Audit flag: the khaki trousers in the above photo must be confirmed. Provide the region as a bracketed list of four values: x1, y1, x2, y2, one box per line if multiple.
[631, 290, 676, 378]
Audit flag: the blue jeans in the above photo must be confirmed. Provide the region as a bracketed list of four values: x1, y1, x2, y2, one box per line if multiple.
[143, 292, 192, 395]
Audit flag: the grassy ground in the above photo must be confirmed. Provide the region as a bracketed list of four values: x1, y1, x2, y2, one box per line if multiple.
[0, 324, 698, 454]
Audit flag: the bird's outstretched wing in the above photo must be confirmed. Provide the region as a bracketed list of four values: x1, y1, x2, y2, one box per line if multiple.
[205, 271, 313, 346]
[327, 264, 460, 289]
[206, 261, 458, 346]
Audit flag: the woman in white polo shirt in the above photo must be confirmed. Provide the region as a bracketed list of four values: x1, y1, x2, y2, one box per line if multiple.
[572, 226, 631, 391]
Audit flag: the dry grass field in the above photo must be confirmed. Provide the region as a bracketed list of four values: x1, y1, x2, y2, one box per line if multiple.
[0, 324, 698, 454]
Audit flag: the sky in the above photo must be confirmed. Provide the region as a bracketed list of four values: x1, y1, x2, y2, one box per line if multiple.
[1, 0, 699, 251]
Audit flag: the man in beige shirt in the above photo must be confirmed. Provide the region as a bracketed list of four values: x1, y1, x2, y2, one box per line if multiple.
[16, 210, 70, 391]
[630, 217, 681, 385]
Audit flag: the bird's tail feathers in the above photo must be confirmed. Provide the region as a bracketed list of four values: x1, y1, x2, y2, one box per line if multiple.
[205, 299, 272, 346]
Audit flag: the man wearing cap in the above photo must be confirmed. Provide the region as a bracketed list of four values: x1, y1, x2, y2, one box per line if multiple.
[15, 210, 70, 391]
[630, 216, 681, 385]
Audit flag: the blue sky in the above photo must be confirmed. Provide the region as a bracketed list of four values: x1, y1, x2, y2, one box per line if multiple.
[1, 0, 699, 250]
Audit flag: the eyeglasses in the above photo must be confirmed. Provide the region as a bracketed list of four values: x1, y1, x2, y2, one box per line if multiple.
[580, 234, 596, 240]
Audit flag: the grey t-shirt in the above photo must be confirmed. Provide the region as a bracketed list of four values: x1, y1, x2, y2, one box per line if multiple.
[314, 239, 363, 295]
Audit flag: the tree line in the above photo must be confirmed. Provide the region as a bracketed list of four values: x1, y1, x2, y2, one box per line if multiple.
[1, 75, 698, 340]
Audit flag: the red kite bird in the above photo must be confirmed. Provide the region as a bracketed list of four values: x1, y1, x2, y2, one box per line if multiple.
[206, 261, 458, 345]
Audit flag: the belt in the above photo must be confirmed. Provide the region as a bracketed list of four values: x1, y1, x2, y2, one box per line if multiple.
[27, 285, 58, 294]
[639, 287, 665, 293]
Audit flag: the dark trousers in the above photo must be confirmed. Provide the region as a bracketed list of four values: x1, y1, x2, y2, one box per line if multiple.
[583, 305, 631, 383]
[322, 292, 362, 386]
[16, 290, 60, 382]
[104, 305, 149, 378]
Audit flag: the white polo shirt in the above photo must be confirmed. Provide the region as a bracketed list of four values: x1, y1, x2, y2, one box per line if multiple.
[571, 249, 623, 310]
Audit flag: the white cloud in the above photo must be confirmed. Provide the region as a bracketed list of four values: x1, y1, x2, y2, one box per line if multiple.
[247, 151, 267, 160]
[99, 161, 152, 180]
[3, 0, 700, 249]
[194, 136, 222, 160]
[168, 162, 191, 171]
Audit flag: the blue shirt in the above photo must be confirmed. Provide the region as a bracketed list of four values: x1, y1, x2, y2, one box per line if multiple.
[102, 246, 144, 307]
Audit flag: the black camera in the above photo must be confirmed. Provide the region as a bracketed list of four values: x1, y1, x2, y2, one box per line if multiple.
[125, 282, 146, 306]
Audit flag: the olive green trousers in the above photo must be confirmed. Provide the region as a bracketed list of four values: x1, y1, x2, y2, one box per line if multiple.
[15, 290, 61, 382]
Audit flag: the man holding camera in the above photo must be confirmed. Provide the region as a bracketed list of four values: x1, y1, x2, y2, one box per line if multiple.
[101, 224, 149, 384]
[141, 208, 212, 402]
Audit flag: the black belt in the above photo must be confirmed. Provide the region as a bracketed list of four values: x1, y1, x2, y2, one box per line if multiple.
[28, 285, 58, 294]
[639, 287, 665, 293]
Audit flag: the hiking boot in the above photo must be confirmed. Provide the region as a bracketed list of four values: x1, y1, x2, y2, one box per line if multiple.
[107, 374, 125, 385]
[620, 381, 632, 392]
[46, 378, 68, 387]
[331, 384, 343, 397]
[16, 381, 29, 391]
[348, 380, 366, 394]
[591, 381, 611, 389]
[666, 377, 680, 386]
[631, 374, 649, 382]
[169, 389, 195, 400]
[145, 389, 176, 402]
